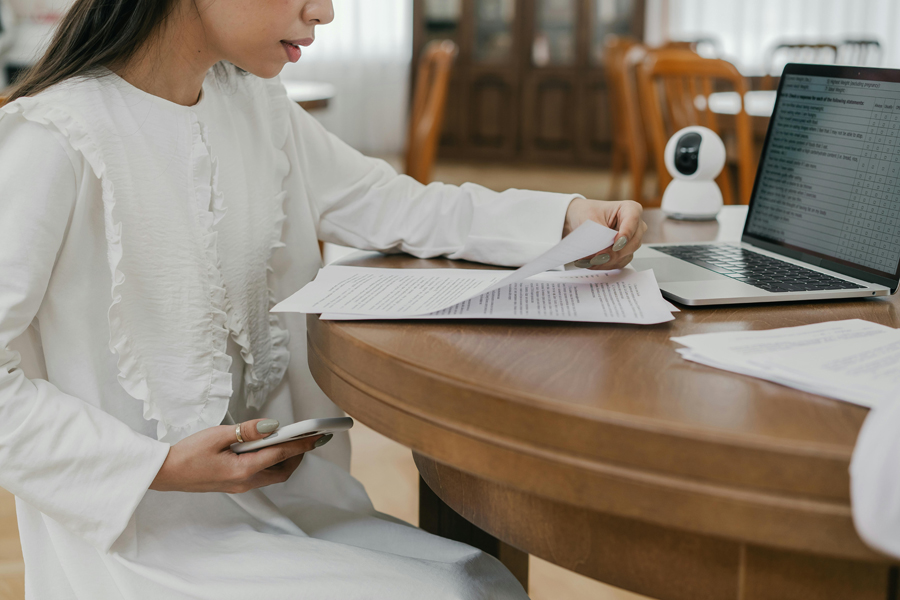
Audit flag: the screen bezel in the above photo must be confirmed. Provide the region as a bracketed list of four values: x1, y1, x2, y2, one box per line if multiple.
[741, 63, 900, 293]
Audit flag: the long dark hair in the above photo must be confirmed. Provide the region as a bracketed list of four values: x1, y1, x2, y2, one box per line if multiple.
[7, 0, 179, 102]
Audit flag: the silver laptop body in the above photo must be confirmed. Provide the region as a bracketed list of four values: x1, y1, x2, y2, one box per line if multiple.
[633, 63, 900, 306]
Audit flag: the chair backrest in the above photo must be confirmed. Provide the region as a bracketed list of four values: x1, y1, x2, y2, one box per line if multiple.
[405, 40, 458, 185]
[762, 42, 838, 90]
[603, 36, 648, 202]
[837, 39, 882, 67]
[637, 48, 755, 205]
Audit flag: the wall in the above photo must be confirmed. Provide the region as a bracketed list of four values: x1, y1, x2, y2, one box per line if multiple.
[648, 0, 900, 74]
[280, 0, 414, 155]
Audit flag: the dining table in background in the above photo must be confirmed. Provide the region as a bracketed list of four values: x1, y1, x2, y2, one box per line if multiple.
[282, 80, 336, 111]
[707, 90, 778, 118]
[708, 89, 777, 164]
[307, 205, 900, 600]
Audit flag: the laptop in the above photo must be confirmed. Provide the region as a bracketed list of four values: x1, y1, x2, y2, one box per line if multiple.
[632, 63, 900, 306]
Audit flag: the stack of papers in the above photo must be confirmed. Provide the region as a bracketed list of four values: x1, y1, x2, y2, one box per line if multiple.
[672, 320, 900, 407]
[273, 221, 677, 325]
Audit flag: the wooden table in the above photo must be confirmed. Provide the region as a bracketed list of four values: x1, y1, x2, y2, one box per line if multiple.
[282, 80, 336, 111]
[307, 206, 900, 600]
[707, 90, 777, 118]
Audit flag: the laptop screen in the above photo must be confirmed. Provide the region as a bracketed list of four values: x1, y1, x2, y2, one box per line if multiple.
[743, 64, 900, 287]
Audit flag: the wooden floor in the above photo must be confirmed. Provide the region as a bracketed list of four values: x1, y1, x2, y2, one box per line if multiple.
[0, 488, 23, 600]
[427, 157, 651, 202]
[0, 159, 650, 600]
[431, 159, 617, 199]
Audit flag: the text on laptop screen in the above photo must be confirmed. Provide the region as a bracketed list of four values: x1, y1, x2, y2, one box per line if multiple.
[745, 73, 900, 276]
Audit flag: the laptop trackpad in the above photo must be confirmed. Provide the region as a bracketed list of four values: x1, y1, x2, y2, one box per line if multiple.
[631, 256, 723, 283]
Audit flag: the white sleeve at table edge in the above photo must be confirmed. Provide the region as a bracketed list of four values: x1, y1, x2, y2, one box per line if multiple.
[850, 399, 900, 559]
[445, 187, 579, 267]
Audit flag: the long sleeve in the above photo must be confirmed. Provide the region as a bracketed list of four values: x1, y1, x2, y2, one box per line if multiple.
[284, 102, 579, 268]
[0, 114, 170, 552]
[850, 399, 900, 558]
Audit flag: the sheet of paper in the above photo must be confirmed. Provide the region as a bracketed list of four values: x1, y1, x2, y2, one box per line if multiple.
[674, 347, 853, 401]
[753, 329, 900, 404]
[672, 319, 898, 407]
[672, 320, 892, 364]
[474, 220, 618, 297]
[273, 221, 618, 317]
[322, 269, 675, 324]
[273, 265, 504, 317]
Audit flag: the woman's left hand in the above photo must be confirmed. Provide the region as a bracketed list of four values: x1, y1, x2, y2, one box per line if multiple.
[563, 198, 647, 270]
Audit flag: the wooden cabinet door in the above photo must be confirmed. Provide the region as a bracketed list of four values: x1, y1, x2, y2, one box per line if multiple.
[578, 0, 645, 165]
[415, 0, 645, 164]
[466, 67, 521, 158]
[577, 72, 614, 165]
[439, 73, 467, 149]
[520, 0, 585, 162]
[522, 70, 580, 161]
[427, 0, 523, 160]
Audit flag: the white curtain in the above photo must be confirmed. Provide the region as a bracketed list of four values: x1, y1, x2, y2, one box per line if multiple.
[281, 0, 414, 155]
[652, 0, 900, 75]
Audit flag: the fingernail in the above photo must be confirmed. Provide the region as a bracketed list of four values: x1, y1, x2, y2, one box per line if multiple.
[574, 259, 592, 269]
[590, 254, 611, 266]
[314, 433, 333, 448]
[613, 237, 628, 252]
[257, 419, 279, 434]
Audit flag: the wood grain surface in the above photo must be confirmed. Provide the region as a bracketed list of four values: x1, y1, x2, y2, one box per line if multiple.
[307, 206, 899, 598]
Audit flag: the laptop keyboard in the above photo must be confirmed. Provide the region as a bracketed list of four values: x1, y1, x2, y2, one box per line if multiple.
[653, 245, 865, 293]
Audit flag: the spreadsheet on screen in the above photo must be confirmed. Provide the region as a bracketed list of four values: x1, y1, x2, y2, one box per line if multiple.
[747, 74, 900, 275]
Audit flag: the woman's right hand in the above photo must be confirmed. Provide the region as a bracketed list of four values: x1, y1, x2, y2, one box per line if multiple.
[150, 419, 323, 494]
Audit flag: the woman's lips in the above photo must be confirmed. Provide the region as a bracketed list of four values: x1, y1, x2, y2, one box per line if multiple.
[282, 41, 302, 63]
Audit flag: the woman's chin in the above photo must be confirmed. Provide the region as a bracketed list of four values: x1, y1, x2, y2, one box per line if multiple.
[229, 59, 286, 80]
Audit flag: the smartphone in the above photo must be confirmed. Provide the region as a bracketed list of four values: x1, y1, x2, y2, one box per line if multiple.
[230, 417, 354, 454]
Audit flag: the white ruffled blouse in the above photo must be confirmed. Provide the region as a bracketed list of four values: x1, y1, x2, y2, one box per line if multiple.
[0, 66, 576, 599]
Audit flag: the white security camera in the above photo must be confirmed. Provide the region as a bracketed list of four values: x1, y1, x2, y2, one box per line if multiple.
[661, 126, 726, 220]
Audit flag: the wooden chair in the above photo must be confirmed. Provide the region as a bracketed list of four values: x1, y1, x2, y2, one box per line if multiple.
[837, 39, 882, 66]
[762, 42, 838, 89]
[405, 39, 458, 185]
[603, 36, 648, 203]
[637, 48, 755, 205]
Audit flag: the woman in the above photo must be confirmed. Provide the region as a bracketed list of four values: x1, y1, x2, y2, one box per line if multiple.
[0, 0, 646, 598]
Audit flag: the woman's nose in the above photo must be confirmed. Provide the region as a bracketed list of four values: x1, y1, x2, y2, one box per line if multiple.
[304, 0, 335, 25]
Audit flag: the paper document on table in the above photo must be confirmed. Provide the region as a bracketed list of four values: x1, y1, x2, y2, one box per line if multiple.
[276, 266, 506, 317]
[274, 221, 618, 317]
[672, 320, 900, 407]
[322, 269, 674, 324]
[273, 221, 675, 324]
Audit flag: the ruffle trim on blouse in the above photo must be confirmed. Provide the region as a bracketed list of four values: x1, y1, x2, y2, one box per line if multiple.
[181, 116, 233, 441]
[251, 188, 291, 410]
[2, 98, 234, 443]
[255, 79, 295, 409]
[220, 78, 293, 410]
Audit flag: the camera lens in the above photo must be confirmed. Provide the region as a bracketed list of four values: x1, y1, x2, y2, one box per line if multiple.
[674, 132, 702, 176]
